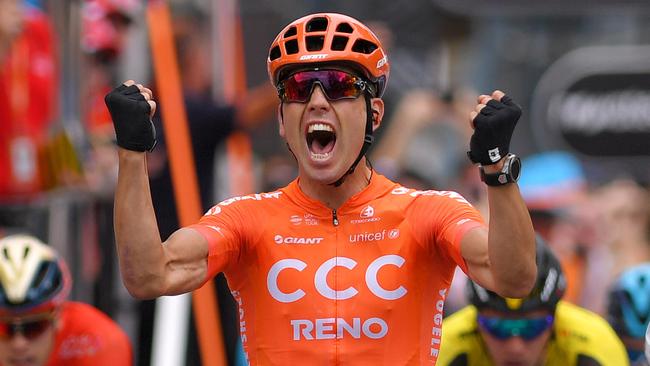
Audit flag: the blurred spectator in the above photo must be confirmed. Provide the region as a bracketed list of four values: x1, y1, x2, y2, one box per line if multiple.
[141, 4, 277, 366]
[80, 0, 139, 195]
[147, 2, 277, 241]
[597, 180, 650, 279]
[578, 179, 650, 315]
[607, 264, 650, 366]
[372, 88, 474, 190]
[0, 233, 132, 365]
[0, 0, 58, 200]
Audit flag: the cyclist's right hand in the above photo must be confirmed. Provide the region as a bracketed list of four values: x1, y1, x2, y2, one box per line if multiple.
[105, 80, 158, 152]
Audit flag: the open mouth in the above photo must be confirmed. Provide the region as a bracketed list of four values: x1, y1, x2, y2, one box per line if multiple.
[306, 123, 336, 160]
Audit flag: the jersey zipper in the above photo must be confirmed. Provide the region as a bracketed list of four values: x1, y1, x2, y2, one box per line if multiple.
[332, 208, 339, 361]
[332, 209, 339, 226]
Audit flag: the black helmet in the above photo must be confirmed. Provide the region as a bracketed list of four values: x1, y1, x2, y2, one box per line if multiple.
[467, 235, 566, 313]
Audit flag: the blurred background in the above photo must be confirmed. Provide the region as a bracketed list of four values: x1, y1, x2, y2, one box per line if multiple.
[1, 0, 649, 364]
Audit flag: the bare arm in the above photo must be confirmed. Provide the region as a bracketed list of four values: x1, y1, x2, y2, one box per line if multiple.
[461, 179, 536, 298]
[460, 90, 536, 298]
[114, 150, 209, 299]
[109, 81, 209, 299]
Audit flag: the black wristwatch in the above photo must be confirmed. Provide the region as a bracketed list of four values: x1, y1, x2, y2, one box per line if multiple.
[479, 153, 521, 186]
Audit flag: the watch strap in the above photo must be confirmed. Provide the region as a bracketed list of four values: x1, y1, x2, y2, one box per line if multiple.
[479, 154, 520, 186]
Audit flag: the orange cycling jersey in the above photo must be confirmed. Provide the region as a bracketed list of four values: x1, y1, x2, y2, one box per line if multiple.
[44, 302, 132, 366]
[191, 173, 485, 365]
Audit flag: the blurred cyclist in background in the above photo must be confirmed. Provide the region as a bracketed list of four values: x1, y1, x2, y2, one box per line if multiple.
[438, 236, 628, 366]
[607, 263, 650, 366]
[0, 234, 132, 366]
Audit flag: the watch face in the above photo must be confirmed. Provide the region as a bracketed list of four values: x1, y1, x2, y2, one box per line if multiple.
[510, 156, 522, 181]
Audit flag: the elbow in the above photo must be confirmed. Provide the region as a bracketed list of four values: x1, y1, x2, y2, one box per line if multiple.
[495, 263, 537, 298]
[122, 272, 167, 300]
[124, 283, 160, 300]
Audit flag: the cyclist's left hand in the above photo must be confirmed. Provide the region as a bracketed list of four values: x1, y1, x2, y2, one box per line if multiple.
[467, 90, 521, 165]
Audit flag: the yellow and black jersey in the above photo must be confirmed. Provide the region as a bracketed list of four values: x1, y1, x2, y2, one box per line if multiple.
[437, 301, 629, 366]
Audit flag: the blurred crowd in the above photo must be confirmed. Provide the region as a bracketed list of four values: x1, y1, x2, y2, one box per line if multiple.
[1, 0, 649, 365]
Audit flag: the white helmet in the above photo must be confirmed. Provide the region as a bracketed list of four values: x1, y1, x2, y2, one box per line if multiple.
[0, 234, 71, 315]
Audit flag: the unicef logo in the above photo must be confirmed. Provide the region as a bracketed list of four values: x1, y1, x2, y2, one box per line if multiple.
[388, 229, 400, 239]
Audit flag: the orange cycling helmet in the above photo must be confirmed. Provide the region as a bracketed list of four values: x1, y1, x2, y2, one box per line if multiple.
[267, 13, 390, 97]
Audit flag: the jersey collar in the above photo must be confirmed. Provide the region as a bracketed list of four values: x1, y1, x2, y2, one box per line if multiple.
[282, 172, 398, 215]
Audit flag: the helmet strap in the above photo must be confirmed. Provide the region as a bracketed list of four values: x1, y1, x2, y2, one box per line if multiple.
[329, 92, 374, 187]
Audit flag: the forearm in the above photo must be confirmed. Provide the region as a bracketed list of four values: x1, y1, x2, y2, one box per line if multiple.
[114, 149, 167, 298]
[486, 183, 536, 297]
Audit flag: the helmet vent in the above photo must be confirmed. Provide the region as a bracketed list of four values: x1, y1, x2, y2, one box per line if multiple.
[269, 45, 281, 61]
[284, 26, 297, 38]
[352, 39, 378, 54]
[23, 246, 30, 259]
[34, 263, 49, 287]
[306, 35, 324, 51]
[331, 36, 348, 51]
[306, 17, 328, 32]
[336, 23, 353, 33]
[285, 39, 299, 55]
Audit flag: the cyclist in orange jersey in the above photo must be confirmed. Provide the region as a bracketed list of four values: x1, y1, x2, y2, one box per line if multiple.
[0, 234, 132, 366]
[105, 12, 536, 365]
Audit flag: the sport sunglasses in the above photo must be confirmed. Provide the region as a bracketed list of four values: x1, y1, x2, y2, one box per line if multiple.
[477, 314, 554, 341]
[0, 316, 54, 341]
[277, 69, 370, 103]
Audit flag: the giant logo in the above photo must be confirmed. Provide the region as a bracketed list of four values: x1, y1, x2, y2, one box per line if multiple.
[274, 235, 324, 245]
[266, 255, 407, 303]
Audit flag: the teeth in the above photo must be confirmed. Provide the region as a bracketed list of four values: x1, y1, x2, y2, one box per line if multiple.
[307, 123, 334, 133]
[310, 152, 331, 160]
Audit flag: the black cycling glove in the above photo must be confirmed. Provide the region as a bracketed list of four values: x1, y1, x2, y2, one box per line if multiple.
[104, 84, 157, 152]
[467, 95, 521, 165]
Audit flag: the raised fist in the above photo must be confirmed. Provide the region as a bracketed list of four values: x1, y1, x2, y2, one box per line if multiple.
[467, 90, 521, 165]
[104, 80, 157, 152]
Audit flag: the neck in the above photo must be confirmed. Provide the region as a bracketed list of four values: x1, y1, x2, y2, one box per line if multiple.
[298, 160, 372, 209]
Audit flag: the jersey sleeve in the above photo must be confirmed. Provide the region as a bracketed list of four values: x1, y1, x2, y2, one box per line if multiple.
[408, 191, 486, 273]
[188, 200, 250, 283]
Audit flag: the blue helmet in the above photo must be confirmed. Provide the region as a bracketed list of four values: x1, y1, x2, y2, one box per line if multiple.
[607, 264, 650, 339]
